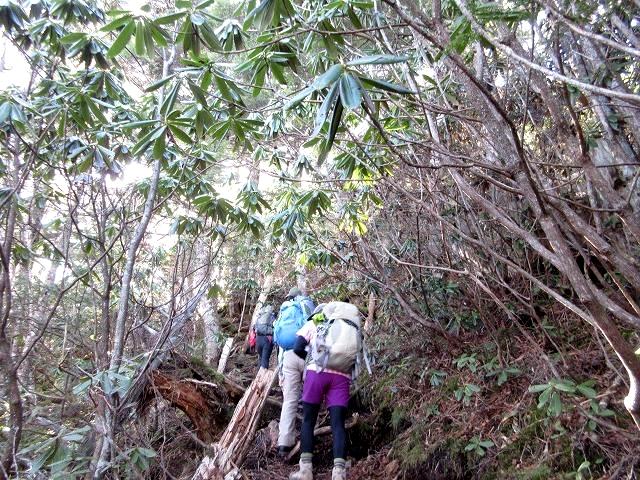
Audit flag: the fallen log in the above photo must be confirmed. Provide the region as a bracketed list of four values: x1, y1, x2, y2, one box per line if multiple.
[77, 289, 208, 467]
[221, 374, 283, 410]
[192, 367, 277, 480]
[148, 371, 229, 443]
[120, 287, 208, 419]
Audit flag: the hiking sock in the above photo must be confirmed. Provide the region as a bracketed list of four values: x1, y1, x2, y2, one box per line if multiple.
[333, 458, 346, 469]
[300, 452, 313, 465]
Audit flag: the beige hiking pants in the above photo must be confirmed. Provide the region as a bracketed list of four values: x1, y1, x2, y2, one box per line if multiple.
[278, 349, 305, 447]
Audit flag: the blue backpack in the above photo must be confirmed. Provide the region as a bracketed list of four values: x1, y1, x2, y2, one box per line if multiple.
[274, 299, 308, 350]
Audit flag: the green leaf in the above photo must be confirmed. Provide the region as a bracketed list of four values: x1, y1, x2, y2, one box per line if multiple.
[144, 74, 176, 92]
[358, 76, 414, 94]
[121, 119, 159, 129]
[577, 384, 597, 399]
[199, 22, 221, 50]
[251, 65, 267, 96]
[86, 98, 108, 124]
[188, 79, 208, 106]
[286, 64, 345, 110]
[537, 387, 552, 408]
[552, 380, 576, 393]
[0, 102, 12, 123]
[339, 73, 362, 110]
[101, 14, 133, 32]
[136, 447, 157, 458]
[214, 74, 233, 101]
[473, 3, 529, 22]
[135, 21, 145, 56]
[346, 54, 408, 66]
[152, 127, 166, 159]
[270, 62, 286, 84]
[528, 383, 549, 393]
[347, 7, 363, 29]
[318, 95, 343, 164]
[312, 64, 344, 90]
[312, 82, 339, 136]
[169, 124, 193, 144]
[448, 16, 473, 55]
[285, 85, 315, 110]
[60, 32, 87, 44]
[144, 21, 155, 55]
[131, 126, 165, 156]
[149, 22, 169, 46]
[160, 80, 181, 116]
[155, 11, 187, 24]
[196, 0, 216, 9]
[207, 284, 222, 298]
[549, 392, 562, 416]
[107, 21, 136, 58]
[72, 378, 92, 396]
[466, 383, 481, 394]
[201, 70, 213, 91]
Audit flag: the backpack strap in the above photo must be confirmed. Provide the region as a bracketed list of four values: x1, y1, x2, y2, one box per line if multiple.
[313, 320, 333, 374]
[339, 318, 360, 331]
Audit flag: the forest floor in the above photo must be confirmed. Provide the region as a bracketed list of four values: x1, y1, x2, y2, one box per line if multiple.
[191, 346, 397, 480]
[147, 308, 638, 480]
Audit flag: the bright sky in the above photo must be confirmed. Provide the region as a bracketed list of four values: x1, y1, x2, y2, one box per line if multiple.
[106, 161, 153, 189]
[0, 38, 31, 89]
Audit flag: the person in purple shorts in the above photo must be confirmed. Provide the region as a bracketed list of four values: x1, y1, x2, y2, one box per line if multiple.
[288, 301, 362, 480]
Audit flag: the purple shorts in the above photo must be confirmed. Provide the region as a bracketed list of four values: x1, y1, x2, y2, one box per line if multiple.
[302, 370, 351, 407]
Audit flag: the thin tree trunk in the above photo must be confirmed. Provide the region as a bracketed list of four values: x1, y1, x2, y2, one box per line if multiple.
[247, 252, 281, 335]
[93, 157, 161, 479]
[0, 135, 23, 479]
[364, 292, 376, 335]
[93, 42, 176, 477]
[195, 239, 221, 366]
[217, 337, 234, 374]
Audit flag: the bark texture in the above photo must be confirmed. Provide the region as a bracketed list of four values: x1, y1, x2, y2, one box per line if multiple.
[192, 367, 277, 480]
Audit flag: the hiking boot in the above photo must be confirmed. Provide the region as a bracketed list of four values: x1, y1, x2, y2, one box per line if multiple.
[331, 465, 346, 480]
[289, 460, 313, 480]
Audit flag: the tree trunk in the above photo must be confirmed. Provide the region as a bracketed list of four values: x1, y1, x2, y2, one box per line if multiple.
[247, 252, 281, 334]
[93, 157, 162, 479]
[194, 238, 222, 366]
[217, 337, 234, 374]
[364, 292, 376, 335]
[0, 135, 23, 478]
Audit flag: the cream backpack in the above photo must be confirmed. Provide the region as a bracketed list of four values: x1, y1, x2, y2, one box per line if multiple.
[311, 302, 362, 375]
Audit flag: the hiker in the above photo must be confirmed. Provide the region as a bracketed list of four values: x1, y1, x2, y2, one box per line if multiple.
[289, 301, 363, 480]
[274, 287, 315, 457]
[254, 304, 275, 369]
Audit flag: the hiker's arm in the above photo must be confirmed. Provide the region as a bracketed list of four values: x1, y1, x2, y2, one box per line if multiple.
[293, 335, 308, 360]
